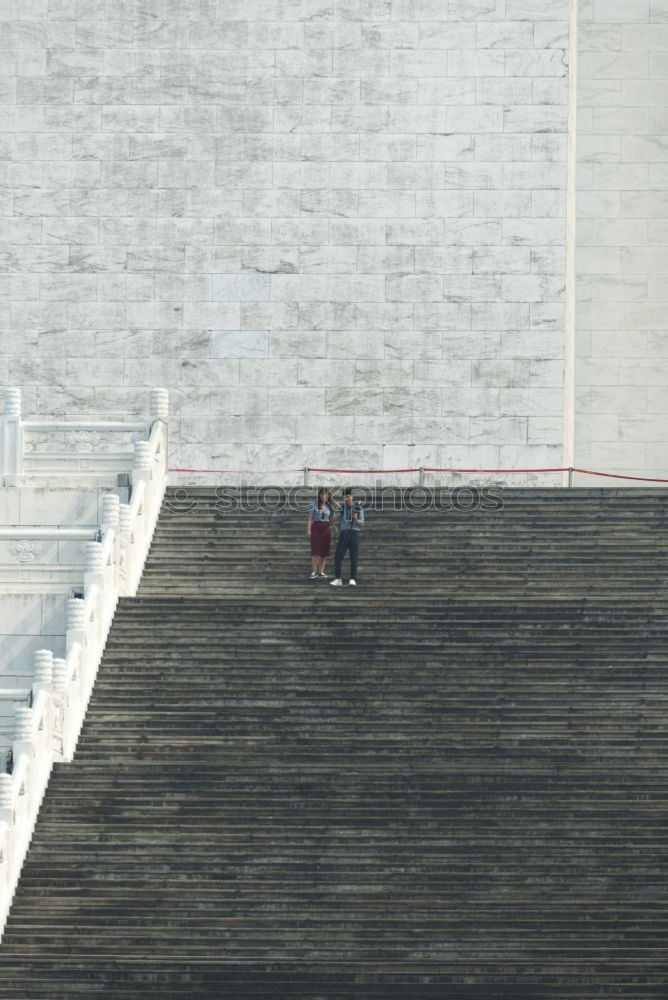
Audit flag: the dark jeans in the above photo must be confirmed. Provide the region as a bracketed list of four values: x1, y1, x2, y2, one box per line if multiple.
[335, 529, 360, 579]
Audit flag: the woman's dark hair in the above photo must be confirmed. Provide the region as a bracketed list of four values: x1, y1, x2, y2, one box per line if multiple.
[317, 487, 333, 510]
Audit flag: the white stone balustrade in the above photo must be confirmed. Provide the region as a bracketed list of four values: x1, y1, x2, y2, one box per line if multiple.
[0, 392, 22, 486]
[32, 651, 53, 688]
[0, 387, 158, 486]
[0, 387, 169, 939]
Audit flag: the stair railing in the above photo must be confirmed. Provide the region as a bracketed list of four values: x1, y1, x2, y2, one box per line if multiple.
[0, 389, 169, 938]
[0, 387, 166, 484]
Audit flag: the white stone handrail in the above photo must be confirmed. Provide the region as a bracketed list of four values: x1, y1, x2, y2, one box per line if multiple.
[0, 528, 99, 541]
[0, 387, 169, 938]
[0, 387, 167, 485]
[22, 421, 148, 433]
[0, 681, 57, 944]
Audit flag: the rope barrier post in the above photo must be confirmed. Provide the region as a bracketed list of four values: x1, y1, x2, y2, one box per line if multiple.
[303, 466, 309, 488]
[419, 466, 425, 487]
[568, 466, 573, 488]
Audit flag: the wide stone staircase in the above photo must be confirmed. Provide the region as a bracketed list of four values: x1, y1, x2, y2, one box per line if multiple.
[0, 487, 666, 997]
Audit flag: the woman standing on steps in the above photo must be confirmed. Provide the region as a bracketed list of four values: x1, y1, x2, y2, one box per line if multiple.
[307, 487, 338, 580]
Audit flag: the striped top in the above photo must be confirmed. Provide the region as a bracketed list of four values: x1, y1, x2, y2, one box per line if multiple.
[310, 500, 334, 523]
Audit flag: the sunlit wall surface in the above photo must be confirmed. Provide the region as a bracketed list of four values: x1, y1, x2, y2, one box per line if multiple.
[2, 0, 570, 480]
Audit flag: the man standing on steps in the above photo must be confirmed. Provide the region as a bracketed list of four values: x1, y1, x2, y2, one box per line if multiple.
[330, 487, 365, 587]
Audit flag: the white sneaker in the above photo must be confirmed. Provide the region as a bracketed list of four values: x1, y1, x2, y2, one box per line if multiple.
[309, 571, 318, 579]
[318, 572, 329, 579]
[330, 578, 343, 586]
[349, 579, 356, 586]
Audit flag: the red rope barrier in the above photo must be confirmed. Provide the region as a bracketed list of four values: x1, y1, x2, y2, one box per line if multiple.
[307, 467, 419, 474]
[168, 467, 302, 474]
[168, 466, 567, 475]
[167, 465, 668, 483]
[424, 467, 568, 474]
[572, 467, 668, 484]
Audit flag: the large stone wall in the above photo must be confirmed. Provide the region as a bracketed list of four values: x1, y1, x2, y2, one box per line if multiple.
[0, 0, 569, 482]
[575, 0, 668, 480]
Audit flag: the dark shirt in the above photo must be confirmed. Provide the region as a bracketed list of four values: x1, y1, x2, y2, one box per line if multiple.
[338, 504, 365, 532]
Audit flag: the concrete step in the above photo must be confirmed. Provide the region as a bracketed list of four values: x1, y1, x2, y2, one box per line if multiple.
[1, 489, 667, 997]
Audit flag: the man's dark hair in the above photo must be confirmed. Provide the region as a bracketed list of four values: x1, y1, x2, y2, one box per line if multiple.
[343, 487, 353, 496]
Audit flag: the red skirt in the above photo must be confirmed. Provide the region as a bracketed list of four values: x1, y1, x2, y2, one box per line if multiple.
[310, 521, 331, 558]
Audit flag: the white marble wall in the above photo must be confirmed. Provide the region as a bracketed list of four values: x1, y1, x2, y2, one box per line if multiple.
[0, 485, 119, 526]
[0, 592, 66, 684]
[576, 0, 668, 481]
[0, 0, 569, 481]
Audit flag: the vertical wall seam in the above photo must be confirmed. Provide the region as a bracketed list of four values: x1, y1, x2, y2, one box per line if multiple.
[563, 0, 578, 483]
